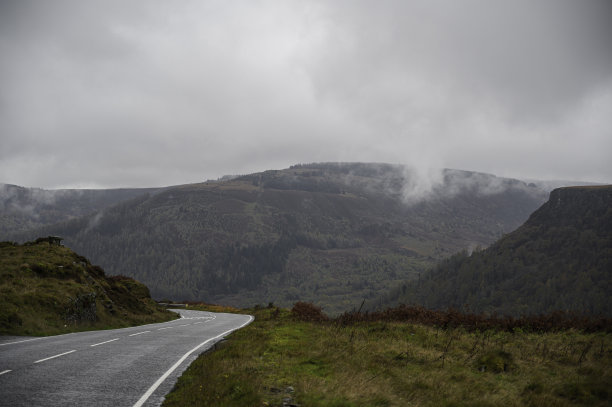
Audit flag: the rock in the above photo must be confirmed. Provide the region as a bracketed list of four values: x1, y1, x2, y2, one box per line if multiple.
[282, 397, 300, 407]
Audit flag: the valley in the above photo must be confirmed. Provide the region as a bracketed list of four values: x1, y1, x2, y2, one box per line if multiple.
[4, 163, 554, 314]
[1, 164, 610, 406]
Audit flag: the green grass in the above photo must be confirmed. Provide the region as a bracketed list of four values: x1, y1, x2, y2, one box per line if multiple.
[164, 307, 612, 407]
[0, 240, 177, 336]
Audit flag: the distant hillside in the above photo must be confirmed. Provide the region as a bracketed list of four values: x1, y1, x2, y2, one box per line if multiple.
[10, 163, 554, 314]
[0, 238, 176, 335]
[386, 186, 612, 316]
[0, 184, 160, 236]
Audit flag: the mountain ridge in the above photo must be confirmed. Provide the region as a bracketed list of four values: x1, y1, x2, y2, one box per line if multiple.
[0, 183, 162, 236]
[5, 163, 562, 314]
[385, 185, 612, 316]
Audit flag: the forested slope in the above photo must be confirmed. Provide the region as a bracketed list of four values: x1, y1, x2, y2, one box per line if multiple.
[0, 183, 159, 235]
[386, 185, 612, 316]
[11, 163, 550, 313]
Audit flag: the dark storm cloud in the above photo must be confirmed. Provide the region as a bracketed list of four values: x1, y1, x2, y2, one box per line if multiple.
[0, 0, 610, 188]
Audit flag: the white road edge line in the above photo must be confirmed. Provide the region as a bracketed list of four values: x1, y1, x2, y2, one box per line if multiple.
[133, 315, 254, 407]
[129, 331, 151, 337]
[90, 338, 120, 347]
[0, 370, 12, 376]
[34, 350, 77, 364]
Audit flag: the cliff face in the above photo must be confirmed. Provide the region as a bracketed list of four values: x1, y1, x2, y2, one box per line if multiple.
[528, 186, 612, 228]
[388, 185, 612, 317]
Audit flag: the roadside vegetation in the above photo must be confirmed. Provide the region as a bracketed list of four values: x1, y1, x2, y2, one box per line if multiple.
[0, 239, 177, 336]
[164, 303, 611, 406]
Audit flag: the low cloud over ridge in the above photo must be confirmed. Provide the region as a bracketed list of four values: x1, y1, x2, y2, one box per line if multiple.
[1, 0, 610, 188]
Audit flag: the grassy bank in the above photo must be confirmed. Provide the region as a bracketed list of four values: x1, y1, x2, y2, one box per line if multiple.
[163, 306, 611, 406]
[0, 240, 177, 336]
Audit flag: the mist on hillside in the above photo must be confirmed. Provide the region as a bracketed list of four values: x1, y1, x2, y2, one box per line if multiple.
[287, 163, 550, 205]
[1, 163, 582, 239]
[0, 184, 159, 236]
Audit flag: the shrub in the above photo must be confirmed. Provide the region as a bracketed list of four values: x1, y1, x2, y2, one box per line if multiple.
[291, 301, 328, 322]
[335, 304, 612, 332]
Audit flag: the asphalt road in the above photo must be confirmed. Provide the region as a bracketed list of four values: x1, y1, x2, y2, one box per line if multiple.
[0, 309, 253, 406]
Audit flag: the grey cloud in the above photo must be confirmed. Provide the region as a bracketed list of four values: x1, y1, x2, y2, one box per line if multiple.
[309, 0, 612, 123]
[0, 0, 610, 188]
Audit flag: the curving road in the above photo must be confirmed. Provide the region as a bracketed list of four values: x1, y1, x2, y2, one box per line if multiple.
[0, 310, 253, 406]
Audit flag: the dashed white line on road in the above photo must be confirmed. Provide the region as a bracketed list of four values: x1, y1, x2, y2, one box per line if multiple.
[177, 324, 190, 327]
[0, 370, 12, 376]
[128, 331, 151, 337]
[90, 338, 119, 347]
[157, 326, 174, 331]
[34, 350, 77, 364]
[0, 337, 44, 347]
[193, 321, 204, 324]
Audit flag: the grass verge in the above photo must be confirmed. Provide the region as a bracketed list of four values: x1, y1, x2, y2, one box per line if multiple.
[163, 305, 611, 406]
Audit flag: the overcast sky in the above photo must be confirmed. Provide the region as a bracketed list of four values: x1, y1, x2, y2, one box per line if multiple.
[1, 0, 611, 189]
